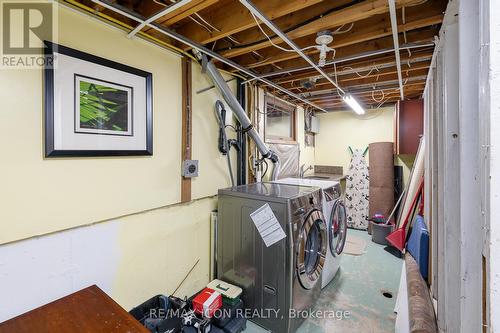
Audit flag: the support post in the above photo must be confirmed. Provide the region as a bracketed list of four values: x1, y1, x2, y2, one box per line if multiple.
[181, 57, 192, 202]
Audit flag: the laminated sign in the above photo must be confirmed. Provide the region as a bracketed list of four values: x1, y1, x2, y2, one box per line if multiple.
[250, 203, 286, 247]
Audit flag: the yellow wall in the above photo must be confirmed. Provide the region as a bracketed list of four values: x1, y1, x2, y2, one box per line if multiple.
[0, 5, 236, 244]
[114, 197, 217, 310]
[0, 4, 237, 317]
[315, 107, 414, 185]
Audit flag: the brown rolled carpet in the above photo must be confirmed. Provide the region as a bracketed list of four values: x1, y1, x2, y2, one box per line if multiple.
[368, 142, 395, 229]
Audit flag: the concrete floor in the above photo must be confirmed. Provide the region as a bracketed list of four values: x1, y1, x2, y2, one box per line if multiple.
[244, 229, 403, 333]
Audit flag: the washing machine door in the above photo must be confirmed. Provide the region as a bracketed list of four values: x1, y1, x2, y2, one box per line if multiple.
[296, 209, 327, 290]
[329, 200, 347, 256]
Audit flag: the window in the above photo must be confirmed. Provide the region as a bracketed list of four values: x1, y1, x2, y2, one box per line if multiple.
[264, 95, 296, 143]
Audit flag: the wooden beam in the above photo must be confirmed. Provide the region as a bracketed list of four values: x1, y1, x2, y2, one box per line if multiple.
[220, 0, 426, 58]
[316, 90, 424, 107]
[273, 49, 433, 84]
[181, 57, 192, 203]
[144, 0, 219, 30]
[215, 0, 353, 52]
[244, 27, 438, 74]
[284, 62, 431, 90]
[238, 15, 440, 70]
[292, 69, 428, 94]
[174, 0, 326, 48]
[309, 84, 425, 101]
[227, 12, 441, 72]
[300, 79, 427, 98]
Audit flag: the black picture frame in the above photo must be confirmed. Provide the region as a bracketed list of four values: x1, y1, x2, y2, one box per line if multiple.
[44, 41, 153, 157]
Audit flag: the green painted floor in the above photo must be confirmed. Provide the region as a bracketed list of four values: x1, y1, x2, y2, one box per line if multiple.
[244, 229, 403, 333]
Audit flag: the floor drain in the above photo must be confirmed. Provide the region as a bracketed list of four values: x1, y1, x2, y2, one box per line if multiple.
[382, 290, 393, 299]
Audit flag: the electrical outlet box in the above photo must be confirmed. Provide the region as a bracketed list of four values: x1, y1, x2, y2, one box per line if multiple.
[182, 160, 199, 178]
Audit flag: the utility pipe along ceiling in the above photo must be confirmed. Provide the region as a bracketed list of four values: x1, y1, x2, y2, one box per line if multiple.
[67, 0, 447, 112]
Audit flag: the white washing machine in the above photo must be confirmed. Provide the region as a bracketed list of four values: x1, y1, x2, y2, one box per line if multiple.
[273, 178, 347, 289]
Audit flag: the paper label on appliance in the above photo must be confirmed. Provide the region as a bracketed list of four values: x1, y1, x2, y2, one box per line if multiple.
[250, 203, 286, 247]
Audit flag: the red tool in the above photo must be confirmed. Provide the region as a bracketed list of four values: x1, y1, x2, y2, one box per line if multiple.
[386, 179, 424, 251]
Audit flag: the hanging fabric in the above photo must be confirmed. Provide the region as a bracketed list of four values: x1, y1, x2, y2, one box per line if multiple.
[345, 147, 370, 229]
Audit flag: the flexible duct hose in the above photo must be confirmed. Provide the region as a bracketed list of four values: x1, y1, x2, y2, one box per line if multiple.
[195, 51, 280, 181]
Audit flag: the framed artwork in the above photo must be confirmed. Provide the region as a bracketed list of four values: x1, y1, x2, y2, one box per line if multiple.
[44, 41, 153, 157]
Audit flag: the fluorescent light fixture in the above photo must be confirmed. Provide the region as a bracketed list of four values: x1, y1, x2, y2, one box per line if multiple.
[343, 94, 365, 115]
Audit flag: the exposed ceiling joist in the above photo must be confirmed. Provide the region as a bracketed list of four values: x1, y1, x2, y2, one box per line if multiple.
[284, 62, 430, 90]
[143, 0, 219, 29]
[73, 0, 447, 110]
[238, 0, 350, 99]
[127, 0, 193, 37]
[239, 27, 437, 73]
[275, 53, 432, 85]
[175, 0, 325, 48]
[288, 68, 428, 94]
[221, 0, 426, 58]
[244, 42, 434, 81]
[308, 86, 425, 102]
[215, 0, 354, 52]
[229, 12, 442, 69]
[300, 76, 427, 97]
[90, 0, 328, 112]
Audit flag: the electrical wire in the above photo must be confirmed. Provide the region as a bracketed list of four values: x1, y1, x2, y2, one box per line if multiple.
[342, 65, 380, 78]
[371, 89, 385, 103]
[153, 0, 221, 34]
[249, 12, 351, 56]
[333, 23, 354, 34]
[214, 100, 235, 186]
[250, 12, 296, 52]
[261, 159, 269, 179]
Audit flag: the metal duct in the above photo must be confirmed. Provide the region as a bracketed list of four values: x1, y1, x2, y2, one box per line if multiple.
[196, 52, 280, 180]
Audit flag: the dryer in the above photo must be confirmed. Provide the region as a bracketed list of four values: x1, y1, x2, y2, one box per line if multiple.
[272, 178, 347, 289]
[217, 182, 327, 333]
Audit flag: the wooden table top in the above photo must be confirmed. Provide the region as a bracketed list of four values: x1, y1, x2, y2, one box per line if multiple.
[0, 285, 149, 333]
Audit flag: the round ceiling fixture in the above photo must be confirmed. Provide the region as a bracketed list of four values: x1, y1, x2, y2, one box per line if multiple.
[315, 30, 334, 45]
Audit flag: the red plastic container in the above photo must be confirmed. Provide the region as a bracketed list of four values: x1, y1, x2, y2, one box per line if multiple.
[192, 288, 222, 318]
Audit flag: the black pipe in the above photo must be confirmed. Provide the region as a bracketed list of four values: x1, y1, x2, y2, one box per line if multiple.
[236, 78, 247, 185]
